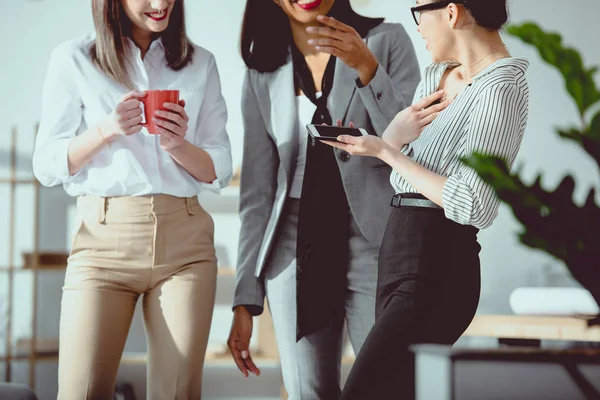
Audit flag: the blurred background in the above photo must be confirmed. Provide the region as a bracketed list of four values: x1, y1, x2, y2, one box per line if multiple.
[1, 0, 599, 399]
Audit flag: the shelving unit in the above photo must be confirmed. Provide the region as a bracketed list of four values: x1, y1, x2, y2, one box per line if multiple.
[1, 126, 42, 389]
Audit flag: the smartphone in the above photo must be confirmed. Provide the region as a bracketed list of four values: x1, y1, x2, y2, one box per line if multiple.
[306, 124, 369, 142]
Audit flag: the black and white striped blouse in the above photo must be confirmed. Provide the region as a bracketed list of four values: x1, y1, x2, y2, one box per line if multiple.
[390, 57, 530, 229]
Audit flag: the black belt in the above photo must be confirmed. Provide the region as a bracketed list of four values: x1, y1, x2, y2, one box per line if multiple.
[390, 193, 441, 209]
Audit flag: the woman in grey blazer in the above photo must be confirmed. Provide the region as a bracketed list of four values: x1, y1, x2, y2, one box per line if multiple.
[227, 0, 420, 398]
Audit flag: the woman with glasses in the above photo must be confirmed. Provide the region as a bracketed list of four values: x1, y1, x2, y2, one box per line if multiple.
[325, 0, 530, 398]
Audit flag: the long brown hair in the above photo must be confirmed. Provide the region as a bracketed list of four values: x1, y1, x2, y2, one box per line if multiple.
[90, 0, 194, 89]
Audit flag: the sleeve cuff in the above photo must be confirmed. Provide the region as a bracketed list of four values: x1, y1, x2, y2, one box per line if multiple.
[355, 63, 403, 118]
[442, 174, 473, 225]
[33, 138, 73, 187]
[233, 292, 265, 316]
[201, 147, 233, 193]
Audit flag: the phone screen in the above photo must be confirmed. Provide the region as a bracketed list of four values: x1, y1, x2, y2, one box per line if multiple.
[308, 125, 366, 139]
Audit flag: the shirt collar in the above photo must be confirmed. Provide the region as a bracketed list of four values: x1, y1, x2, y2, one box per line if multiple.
[470, 57, 529, 80]
[124, 36, 165, 58]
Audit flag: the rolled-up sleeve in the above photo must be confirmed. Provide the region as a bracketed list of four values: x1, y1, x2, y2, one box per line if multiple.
[32, 45, 83, 187]
[442, 82, 526, 229]
[192, 54, 233, 192]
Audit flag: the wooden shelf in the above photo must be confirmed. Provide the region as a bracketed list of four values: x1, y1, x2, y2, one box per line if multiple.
[464, 315, 600, 342]
[0, 178, 37, 184]
[0, 265, 67, 272]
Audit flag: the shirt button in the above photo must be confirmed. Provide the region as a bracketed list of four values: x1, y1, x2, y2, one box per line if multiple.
[376, 92, 383, 100]
[340, 151, 351, 162]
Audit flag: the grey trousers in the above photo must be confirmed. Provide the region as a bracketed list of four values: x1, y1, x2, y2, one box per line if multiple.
[264, 199, 378, 400]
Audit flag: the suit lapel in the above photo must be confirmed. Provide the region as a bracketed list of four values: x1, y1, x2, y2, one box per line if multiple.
[328, 59, 357, 124]
[266, 56, 297, 179]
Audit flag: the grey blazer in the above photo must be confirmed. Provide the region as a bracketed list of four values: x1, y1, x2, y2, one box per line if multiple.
[234, 23, 421, 314]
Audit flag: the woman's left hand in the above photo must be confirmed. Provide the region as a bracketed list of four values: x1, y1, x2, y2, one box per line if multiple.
[154, 100, 189, 150]
[307, 15, 378, 85]
[323, 133, 392, 159]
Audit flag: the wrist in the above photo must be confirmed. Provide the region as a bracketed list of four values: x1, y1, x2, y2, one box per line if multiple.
[378, 144, 399, 164]
[234, 305, 251, 317]
[97, 121, 117, 143]
[357, 57, 378, 86]
[163, 137, 188, 154]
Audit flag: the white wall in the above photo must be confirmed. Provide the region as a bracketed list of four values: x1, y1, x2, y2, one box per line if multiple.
[1, 0, 599, 397]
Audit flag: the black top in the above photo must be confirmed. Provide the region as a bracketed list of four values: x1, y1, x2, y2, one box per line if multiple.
[293, 6, 383, 340]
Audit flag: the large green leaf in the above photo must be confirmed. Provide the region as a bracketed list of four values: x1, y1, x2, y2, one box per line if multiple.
[507, 23, 600, 115]
[557, 126, 600, 171]
[462, 153, 600, 308]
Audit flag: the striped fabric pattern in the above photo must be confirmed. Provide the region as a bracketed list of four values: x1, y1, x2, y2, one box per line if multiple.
[390, 58, 530, 229]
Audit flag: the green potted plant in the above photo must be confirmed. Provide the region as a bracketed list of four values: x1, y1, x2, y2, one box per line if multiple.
[463, 22, 600, 325]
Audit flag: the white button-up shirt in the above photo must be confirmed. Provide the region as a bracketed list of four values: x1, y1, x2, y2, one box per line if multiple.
[33, 34, 232, 197]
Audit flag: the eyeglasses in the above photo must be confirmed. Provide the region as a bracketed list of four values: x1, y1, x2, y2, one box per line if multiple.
[410, 0, 463, 25]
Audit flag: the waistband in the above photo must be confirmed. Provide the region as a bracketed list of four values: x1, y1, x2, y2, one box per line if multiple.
[77, 194, 199, 220]
[390, 193, 441, 209]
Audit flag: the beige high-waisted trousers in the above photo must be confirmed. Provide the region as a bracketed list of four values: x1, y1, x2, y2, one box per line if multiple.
[58, 194, 217, 400]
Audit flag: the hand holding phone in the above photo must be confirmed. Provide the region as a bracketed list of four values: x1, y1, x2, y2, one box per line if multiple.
[306, 124, 369, 142]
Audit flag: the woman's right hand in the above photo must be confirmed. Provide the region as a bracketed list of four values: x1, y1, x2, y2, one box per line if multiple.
[227, 306, 261, 378]
[382, 90, 451, 150]
[98, 91, 146, 142]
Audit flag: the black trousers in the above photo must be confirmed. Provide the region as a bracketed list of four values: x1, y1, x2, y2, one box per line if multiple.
[341, 202, 481, 400]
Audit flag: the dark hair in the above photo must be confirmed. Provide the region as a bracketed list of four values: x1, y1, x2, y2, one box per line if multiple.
[90, 0, 194, 89]
[466, 0, 508, 30]
[241, 0, 383, 73]
[444, 0, 508, 30]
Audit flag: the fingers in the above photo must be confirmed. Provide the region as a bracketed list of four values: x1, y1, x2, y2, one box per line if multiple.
[321, 140, 346, 150]
[178, 99, 186, 108]
[337, 134, 358, 145]
[154, 117, 180, 133]
[335, 120, 355, 128]
[316, 15, 353, 33]
[155, 109, 185, 125]
[120, 90, 146, 103]
[243, 354, 261, 377]
[126, 116, 143, 128]
[227, 333, 249, 377]
[230, 347, 249, 377]
[124, 124, 142, 135]
[237, 342, 260, 377]
[420, 111, 440, 127]
[155, 126, 178, 138]
[314, 46, 344, 58]
[306, 26, 347, 41]
[162, 102, 189, 122]
[413, 90, 445, 111]
[420, 99, 451, 118]
[117, 98, 142, 113]
[123, 107, 143, 120]
[308, 38, 348, 52]
[236, 339, 250, 358]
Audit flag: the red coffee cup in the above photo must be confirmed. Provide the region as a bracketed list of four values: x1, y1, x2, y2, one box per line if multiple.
[140, 90, 180, 134]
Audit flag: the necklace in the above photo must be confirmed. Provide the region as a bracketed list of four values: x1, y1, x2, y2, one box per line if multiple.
[466, 45, 509, 77]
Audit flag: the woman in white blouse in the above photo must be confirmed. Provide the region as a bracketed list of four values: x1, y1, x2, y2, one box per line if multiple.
[327, 0, 529, 398]
[32, 0, 232, 398]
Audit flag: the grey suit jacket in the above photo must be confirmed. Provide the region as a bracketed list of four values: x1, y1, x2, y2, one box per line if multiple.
[234, 23, 421, 314]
